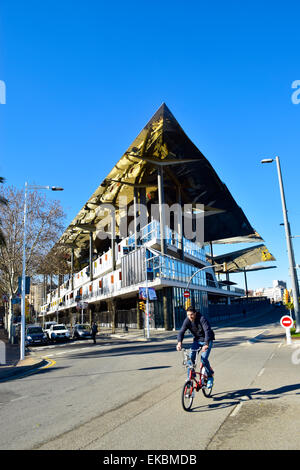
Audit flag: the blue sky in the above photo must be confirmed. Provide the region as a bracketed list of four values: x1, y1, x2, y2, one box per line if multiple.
[1, 0, 300, 291]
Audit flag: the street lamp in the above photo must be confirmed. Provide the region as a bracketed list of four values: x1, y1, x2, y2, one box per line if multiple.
[20, 183, 64, 361]
[186, 263, 227, 289]
[261, 156, 300, 332]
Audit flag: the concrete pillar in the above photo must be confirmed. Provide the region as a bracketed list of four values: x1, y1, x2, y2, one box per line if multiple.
[176, 186, 184, 260]
[89, 231, 93, 281]
[139, 188, 148, 231]
[157, 167, 166, 255]
[71, 248, 74, 291]
[133, 187, 139, 247]
[108, 299, 117, 333]
[163, 287, 171, 330]
[111, 209, 116, 271]
[226, 272, 231, 305]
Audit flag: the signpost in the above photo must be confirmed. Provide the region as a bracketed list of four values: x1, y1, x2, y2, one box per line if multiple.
[280, 315, 293, 344]
[76, 302, 88, 324]
[183, 290, 190, 298]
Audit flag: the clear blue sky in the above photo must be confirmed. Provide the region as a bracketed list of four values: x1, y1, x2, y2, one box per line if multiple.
[1, 0, 300, 291]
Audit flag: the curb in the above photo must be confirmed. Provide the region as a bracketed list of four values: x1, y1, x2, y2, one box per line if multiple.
[0, 358, 48, 382]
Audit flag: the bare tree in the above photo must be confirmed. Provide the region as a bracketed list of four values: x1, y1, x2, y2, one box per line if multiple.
[0, 185, 66, 308]
[0, 178, 7, 246]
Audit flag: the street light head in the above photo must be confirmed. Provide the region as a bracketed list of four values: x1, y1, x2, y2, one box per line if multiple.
[261, 158, 274, 164]
[51, 186, 64, 191]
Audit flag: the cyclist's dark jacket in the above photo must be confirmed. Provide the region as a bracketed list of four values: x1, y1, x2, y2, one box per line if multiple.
[177, 313, 215, 345]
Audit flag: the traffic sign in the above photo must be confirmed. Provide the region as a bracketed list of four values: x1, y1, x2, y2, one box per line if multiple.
[76, 302, 88, 310]
[280, 315, 293, 345]
[280, 315, 293, 329]
[183, 290, 190, 298]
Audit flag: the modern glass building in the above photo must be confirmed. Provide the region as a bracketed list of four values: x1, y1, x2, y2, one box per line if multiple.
[40, 104, 266, 330]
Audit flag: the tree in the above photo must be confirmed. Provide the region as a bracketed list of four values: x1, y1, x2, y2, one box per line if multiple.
[0, 184, 66, 311]
[0, 177, 7, 246]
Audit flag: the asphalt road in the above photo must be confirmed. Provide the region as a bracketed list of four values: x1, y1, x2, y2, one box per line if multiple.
[0, 308, 293, 450]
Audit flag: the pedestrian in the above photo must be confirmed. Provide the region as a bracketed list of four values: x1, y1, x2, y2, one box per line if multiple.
[91, 322, 98, 344]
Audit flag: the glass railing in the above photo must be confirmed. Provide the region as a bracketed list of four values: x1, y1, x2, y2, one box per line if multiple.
[128, 220, 206, 262]
[146, 251, 207, 287]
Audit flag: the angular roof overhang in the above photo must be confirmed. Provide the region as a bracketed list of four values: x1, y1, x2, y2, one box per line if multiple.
[57, 103, 262, 254]
[210, 244, 276, 273]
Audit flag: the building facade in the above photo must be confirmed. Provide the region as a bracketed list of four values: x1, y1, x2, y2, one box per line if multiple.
[40, 104, 263, 330]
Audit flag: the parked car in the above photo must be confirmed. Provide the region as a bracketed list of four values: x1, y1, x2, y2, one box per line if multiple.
[43, 321, 58, 339]
[25, 325, 48, 346]
[72, 324, 92, 340]
[48, 324, 70, 342]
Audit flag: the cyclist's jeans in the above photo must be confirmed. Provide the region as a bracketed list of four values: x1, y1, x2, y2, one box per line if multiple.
[190, 340, 213, 377]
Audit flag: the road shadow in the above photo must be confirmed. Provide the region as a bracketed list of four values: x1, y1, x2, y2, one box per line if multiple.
[188, 382, 300, 413]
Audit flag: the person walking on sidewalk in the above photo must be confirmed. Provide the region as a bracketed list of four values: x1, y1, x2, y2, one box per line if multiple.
[176, 306, 215, 388]
[91, 322, 98, 344]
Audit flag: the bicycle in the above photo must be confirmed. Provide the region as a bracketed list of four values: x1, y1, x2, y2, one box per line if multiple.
[181, 347, 214, 411]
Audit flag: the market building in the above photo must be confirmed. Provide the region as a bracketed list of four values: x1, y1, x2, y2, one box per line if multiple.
[40, 104, 275, 330]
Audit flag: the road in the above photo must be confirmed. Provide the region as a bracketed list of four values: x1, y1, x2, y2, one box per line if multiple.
[0, 308, 297, 450]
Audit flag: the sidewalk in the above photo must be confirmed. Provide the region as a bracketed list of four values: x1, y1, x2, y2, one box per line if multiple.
[0, 328, 47, 381]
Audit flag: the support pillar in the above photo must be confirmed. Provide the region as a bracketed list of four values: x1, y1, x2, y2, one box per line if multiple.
[139, 187, 148, 232]
[108, 299, 117, 334]
[163, 287, 171, 330]
[226, 272, 231, 305]
[89, 231, 93, 281]
[133, 187, 139, 247]
[243, 268, 249, 299]
[176, 186, 184, 260]
[71, 248, 74, 291]
[111, 209, 116, 271]
[157, 166, 166, 255]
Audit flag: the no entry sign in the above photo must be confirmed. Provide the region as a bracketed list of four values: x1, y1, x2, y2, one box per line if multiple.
[183, 291, 190, 298]
[280, 315, 293, 329]
[280, 315, 293, 345]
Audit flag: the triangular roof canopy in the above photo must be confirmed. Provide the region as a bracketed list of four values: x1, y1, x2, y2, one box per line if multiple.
[59, 103, 262, 253]
[210, 244, 276, 273]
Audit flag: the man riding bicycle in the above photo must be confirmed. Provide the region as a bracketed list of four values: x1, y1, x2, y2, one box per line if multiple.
[176, 306, 215, 388]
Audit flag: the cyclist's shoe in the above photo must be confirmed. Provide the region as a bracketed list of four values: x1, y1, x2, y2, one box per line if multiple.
[206, 377, 214, 388]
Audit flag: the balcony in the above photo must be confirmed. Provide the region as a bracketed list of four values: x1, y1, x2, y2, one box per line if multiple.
[40, 221, 238, 317]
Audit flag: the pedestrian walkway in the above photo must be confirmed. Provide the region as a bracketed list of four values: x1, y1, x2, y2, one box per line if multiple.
[0, 328, 46, 381]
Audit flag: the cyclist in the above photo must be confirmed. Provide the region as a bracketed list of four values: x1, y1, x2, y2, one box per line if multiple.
[176, 306, 215, 388]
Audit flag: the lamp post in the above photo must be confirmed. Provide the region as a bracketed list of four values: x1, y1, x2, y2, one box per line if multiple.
[186, 263, 226, 290]
[20, 183, 64, 361]
[261, 156, 300, 332]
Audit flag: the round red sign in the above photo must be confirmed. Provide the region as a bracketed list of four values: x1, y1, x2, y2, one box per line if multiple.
[280, 315, 293, 329]
[183, 291, 190, 298]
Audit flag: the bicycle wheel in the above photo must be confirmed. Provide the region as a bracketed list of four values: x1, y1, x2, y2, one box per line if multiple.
[202, 375, 213, 398]
[181, 380, 194, 411]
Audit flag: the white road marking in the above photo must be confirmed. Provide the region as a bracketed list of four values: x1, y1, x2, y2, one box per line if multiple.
[230, 396, 249, 417]
[10, 396, 28, 403]
[230, 402, 243, 417]
[258, 368, 265, 377]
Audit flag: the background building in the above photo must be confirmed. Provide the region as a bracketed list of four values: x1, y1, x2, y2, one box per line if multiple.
[254, 280, 286, 302]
